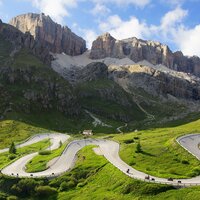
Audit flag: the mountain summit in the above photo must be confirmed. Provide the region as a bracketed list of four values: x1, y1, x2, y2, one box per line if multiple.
[90, 33, 200, 77]
[9, 13, 87, 56]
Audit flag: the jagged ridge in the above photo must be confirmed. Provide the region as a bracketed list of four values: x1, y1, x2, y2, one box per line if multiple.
[9, 13, 87, 56]
[90, 33, 200, 77]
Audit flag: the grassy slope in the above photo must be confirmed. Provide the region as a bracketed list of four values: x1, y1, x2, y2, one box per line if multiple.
[0, 120, 49, 149]
[0, 116, 200, 199]
[76, 79, 146, 121]
[114, 119, 200, 179]
[56, 146, 200, 200]
[26, 139, 72, 173]
[0, 139, 50, 169]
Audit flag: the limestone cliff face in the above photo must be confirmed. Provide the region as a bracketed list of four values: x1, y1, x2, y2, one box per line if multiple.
[0, 65, 80, 116]
[109, 64, 200, 101]
[0, 19, 51, 63]
[9, 13, 86, 56]
[90, 33, 200, 77]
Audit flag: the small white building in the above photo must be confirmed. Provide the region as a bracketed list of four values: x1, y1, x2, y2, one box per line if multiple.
[82, 130, 93, 136]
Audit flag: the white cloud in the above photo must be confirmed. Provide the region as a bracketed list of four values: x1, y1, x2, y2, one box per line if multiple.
[98, 8, 188, 42]
[91, 3, 110, 16]
[92, 0, 151, 8]
[29, 0, 77, 24]
[161, 0, 185, 6]
[99, 15, 148, 40]
[27, 0, 151, 24]
[96, 7, 200, 57]
[175, 25, 200, 56]
[72, 24, 97, 48]
[82, 29, 98, 48]
[161, 7, 188, 30]
[23, 1, 200, 57]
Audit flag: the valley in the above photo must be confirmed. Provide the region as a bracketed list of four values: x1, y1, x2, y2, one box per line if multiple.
[0, 11, 200, 200]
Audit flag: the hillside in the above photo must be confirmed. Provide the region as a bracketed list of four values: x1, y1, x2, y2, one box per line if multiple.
[0, 10, 200, 200]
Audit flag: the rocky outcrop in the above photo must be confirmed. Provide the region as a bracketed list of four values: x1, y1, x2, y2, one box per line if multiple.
[90, 33, 116, 59]
[0, 19, 51, 63]
[109, 64, 200, 101]
[0, 66, 80, 115]
[90, 33, 200, 77]
[77, 62, 108, 82]
[9, 13, 86, 56]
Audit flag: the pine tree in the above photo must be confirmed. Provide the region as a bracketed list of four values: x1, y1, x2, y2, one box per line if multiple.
[135, 141, 142, 153]
[59, 140, 63, 147]
[9, 141, 16, 154]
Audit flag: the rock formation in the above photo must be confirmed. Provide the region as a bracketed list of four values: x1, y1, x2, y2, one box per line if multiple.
[0, 19, 51, 63]
[9, 13, 86, 56]
[109, 64, 200, 101]
[90, 33, 200, 77]
[0, 65, 80, 116]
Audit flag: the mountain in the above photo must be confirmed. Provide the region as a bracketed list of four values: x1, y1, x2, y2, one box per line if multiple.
[0, 18, 51, 63]
[0, 19, 83, 132]
[1, 13, 200, 132]
[90, 33, 200, 77]
[9, 13, 86, 56]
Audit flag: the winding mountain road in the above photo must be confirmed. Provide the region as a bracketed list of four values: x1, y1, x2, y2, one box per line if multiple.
[1, 133, 200, 187]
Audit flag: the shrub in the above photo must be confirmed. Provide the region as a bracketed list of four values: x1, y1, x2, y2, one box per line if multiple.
[35, 186, 57, 197]
[7, 196, 18, 200]
[12, 179, 39, 196]
[59, 181, 68, 191]
[191, 167, 200, 177]
[0, 192, 7, 200]
[124, 139, 134, 144]
[66, 180, 76, 189]
[77, 182, 87, 188]
[135, 142, 142, 153]
[140, 184, 174, 195]
[9, 142, 16, 154]
[181, 160, 189, 165]
[169, 168, 179, 175]
[39, 150, 51, 155]
[8, 154, 17, 160]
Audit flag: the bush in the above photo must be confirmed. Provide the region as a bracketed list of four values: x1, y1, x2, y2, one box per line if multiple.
[0, 192, 7, 200]
[12, 179, 39, 196]
[140, 184, 174, 195]
[39, 150, 51, 155]
[59, 181, 68, 191]
[134, 137, 139, 140]
[191, 167, 200, 177]
[135, 142, 142, 153]
[9, 142, 16, 154]
[35, 186, 57, 197]
[77, 182, 87, 188]
[7, 196, 18, 200]
[181, 160, 189, 165]
[8, 154, 17, 160]
[124, 139, 134, 144]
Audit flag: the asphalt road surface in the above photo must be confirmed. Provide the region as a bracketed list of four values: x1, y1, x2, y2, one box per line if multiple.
[1, 133, 200, 187]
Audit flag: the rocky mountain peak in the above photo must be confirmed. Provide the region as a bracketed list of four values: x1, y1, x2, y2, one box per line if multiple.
[100, 32, 115, 40]
[90, 33, 200, 77]
[9, 13, 87, 56]
[90, 32, 116, 59]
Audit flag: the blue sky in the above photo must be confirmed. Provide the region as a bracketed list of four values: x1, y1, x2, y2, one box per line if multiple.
[0, 0, 200, 56]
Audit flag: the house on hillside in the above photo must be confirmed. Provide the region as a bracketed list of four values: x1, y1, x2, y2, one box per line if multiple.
[82, 130, 93, 136]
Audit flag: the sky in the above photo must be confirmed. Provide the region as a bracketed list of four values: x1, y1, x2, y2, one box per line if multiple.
[0, 0, 200, 57]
